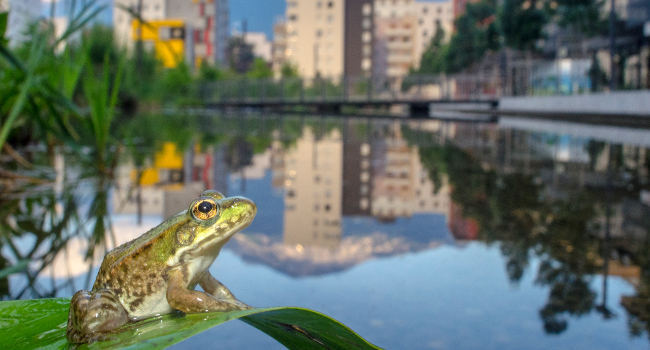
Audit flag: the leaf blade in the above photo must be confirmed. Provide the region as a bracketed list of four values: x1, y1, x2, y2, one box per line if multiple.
[0, 298, 380, 350]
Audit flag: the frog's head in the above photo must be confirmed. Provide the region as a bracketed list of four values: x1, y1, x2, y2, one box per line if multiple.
[172, 190, 256, 261]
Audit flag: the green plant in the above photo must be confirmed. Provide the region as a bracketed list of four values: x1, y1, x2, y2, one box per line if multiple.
[0, 298, 380, 349]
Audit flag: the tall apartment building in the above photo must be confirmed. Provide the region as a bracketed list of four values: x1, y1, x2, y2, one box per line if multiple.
[271, 20, 288, 77]
[413, 1, 453, 68]
[113, 0, 229, 66]
[344, 0, 373, 77]
[284, 0, 373, 79]
[374, 0, 453, 78]
[285, 0, 344, 78]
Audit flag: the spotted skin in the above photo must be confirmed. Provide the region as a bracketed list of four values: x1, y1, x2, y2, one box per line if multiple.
[66, 190, 257, 343]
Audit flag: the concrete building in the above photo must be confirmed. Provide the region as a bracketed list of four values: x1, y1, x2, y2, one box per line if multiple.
[242, 31, 272, 62]
[285, 0, 345, 78]
[282, 0, 374, 79]
[113, 0, 229, 66]
[344, 0, 373, 77]
[373, 0, 416, 78]
[374, 0, 454, 78]
[413, 0, 453, 68]
[2, 0, 42, 46]
[283, 127, 343, 249]
[271, 20, 288, 77]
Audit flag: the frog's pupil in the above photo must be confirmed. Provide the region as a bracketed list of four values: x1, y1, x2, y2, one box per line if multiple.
[198, 201, 213, 213]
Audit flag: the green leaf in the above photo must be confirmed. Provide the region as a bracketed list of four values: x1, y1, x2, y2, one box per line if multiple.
[0, 11, 7, 45]
[0, 298, 380, 349]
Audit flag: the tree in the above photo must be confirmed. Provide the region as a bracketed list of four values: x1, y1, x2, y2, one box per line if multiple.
[247, 58, 272, 79]
[555, 0, 605, 36]
[500, 0, 549, 51]
[226, 36, 254, 74]
[444, 0, 500, 73]
[280, 63, 299, 78]
[417, 20, 447, 74]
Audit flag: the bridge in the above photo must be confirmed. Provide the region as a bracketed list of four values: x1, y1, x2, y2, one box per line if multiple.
[198, 75, 500, 118]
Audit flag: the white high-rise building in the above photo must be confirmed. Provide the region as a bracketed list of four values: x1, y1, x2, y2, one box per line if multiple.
[285, 0, 345, 78]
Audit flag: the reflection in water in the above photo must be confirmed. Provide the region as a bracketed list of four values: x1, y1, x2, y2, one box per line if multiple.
[1, 114, 650, 346]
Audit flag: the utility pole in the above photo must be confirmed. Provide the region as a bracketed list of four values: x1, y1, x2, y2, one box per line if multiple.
[609, 0, 616, 90]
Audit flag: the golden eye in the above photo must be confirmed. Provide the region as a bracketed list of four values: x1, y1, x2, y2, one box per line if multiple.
[191, 199, 219, 221]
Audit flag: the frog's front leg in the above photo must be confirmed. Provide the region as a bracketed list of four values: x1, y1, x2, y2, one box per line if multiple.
[166, 269, 248, 313]
[197, 271, 251, 309]
[66, 289, 128, 343]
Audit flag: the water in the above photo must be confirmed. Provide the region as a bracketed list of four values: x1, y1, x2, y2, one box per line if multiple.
[1, 114, 649, 349]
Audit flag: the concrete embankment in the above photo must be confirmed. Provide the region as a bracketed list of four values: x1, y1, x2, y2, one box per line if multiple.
[497, 90, 650, 127]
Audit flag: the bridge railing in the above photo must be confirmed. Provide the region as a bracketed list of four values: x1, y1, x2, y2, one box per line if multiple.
[199, 73, 504, 104]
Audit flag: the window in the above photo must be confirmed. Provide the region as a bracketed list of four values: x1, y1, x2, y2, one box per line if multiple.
[327, 1, 334, 8]
[362, 3, 371, 15]
[362, 31, 371, 43]
[289, 14, 297, 21]
[363, 44, 371, 56]
[360, 198, 369, 209]
[360, 143, 370, 155]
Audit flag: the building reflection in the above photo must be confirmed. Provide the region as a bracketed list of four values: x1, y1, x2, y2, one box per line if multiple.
[3, 115, 649, 341]
[113, 141, 232, 219]
[282, 127, 343, 249]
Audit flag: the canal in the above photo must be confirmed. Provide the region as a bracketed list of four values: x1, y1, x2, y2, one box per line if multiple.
[2, 113, 649, 349]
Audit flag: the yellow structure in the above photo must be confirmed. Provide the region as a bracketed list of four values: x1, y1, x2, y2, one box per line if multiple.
[133, 142, 184, 186]
[131, 19, 185, 68]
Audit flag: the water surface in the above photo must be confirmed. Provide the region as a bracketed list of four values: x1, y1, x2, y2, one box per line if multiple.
[2, 114, 649, 349]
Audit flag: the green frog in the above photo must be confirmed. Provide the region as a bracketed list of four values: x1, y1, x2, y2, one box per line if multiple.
[67, 190, 257, 343]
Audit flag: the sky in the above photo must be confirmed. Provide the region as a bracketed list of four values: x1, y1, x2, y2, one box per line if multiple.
[41, 0, 285, 38]
[230, 0, 284, 38]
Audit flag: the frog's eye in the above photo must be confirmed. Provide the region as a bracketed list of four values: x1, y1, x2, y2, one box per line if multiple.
[191, 198, 219, 221]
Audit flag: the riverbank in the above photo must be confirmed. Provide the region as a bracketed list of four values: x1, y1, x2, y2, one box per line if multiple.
[434, 90, 650, 127]
[496, 90, 650, 127]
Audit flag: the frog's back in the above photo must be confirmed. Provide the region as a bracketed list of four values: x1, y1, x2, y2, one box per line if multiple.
[92, 214, 186, 292]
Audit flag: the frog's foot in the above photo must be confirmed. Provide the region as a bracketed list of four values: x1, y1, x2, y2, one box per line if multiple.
[66, 289, 129, 344]
[198, 271, 252, 309]
[167, 270, 250, 313]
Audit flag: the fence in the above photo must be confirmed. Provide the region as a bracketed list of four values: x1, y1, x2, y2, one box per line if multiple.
[198, 58, 605, 103]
